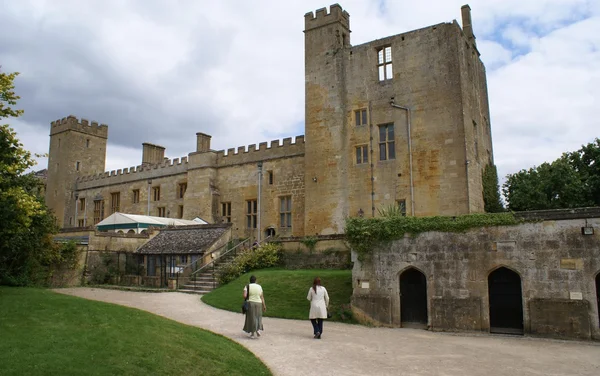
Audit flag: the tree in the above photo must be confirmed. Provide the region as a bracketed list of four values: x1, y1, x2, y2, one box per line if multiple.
[502, 140, 599, 211]
[0, 70, 60, 285]
[482, 164, 504, 212]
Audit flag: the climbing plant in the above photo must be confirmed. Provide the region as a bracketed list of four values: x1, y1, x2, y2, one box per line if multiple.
[345, 213, 525, 261]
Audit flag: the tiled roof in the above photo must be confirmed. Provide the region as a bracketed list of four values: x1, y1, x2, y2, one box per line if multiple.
[137, 224, 230, 254]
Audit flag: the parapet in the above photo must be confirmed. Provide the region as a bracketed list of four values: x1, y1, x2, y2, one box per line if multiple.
[216, 135, 305, 167]
[76, 156, 189, 189]
[50, 115, 108, 138]
[305, 4, 350, 32]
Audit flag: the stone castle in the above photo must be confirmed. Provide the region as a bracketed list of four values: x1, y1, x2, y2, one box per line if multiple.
[46, 4, 493, 240]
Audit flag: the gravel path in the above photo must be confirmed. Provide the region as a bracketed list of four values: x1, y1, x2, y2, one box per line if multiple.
[55, 288, 600, 376]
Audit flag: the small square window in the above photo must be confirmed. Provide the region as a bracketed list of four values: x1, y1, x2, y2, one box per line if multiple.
[355, 109, 368, 126]
[355, 145, 368, 164]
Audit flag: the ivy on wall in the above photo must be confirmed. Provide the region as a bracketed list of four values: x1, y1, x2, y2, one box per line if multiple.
[482, 164, 504, 213]
[345, 213, 525, 261]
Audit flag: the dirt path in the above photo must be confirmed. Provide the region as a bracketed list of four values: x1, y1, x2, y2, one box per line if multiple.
[55, 288, 600, 376]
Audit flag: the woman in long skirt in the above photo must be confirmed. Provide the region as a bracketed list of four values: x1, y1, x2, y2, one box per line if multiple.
[243, 275, 266, 338]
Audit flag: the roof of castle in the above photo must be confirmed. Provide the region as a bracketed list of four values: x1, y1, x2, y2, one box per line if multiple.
[136, 224, 231, 255]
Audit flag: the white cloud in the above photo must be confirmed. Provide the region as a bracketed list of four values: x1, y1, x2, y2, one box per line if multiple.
[1, 0, 599, 197]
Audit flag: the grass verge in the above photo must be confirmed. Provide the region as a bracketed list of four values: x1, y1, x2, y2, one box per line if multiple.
[201, 269, 354, 322]
[0, 287, 271, 376]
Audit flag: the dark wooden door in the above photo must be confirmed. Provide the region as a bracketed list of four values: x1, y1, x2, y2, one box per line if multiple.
[400, 268, 428, 326]
[488, 267, 523, 334]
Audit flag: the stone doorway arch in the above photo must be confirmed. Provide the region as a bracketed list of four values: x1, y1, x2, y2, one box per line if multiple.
[488, 267, 524, 335]
[399, 268, 428, 328]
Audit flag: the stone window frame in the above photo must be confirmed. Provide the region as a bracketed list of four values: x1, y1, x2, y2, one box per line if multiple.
[178, 205, 184, 219]
[132, 189, 140, 204]
[279, 196, 292, 228]
[76, 161, 81, 171]
[78, 197, 86, 211]
[355, 108, 368, 126]
[152, 186, 161, 201]
[268, 171, 274, 185]
[110, 192, 120, 213]
[222, 202, 232, 223]
[397, 199, 407, 216]
[177, 182, 187, 199]
[93, 200, 104, 224]
[377, 46, 393, 81]
[355, 144, 369, 165]
[246, 199, 257, 229]
[78, 219, 85, 227]
[157, 207, 166, 217]
[378, 123, 396, 161]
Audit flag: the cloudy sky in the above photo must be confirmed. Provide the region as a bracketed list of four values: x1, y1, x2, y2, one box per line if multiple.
[1, 0, 599, 188]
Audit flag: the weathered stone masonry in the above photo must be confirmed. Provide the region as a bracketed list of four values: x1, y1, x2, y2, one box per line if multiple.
[352, 209, 600, 340]
[46, 4, 493, 241]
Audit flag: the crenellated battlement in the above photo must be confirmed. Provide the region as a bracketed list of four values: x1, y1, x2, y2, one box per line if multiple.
[216, 135, 305, 167]
[76, 156, 189, 187]
[50, 115, 108, 138]
[304, 3, 349, 32]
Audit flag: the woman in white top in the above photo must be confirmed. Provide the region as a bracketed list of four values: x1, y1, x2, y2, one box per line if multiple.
[243, 275, 266, 338]
[307, 276, 330, 339]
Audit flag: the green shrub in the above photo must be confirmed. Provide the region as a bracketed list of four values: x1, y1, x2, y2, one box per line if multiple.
[300, 236, 318, 253]
[218, 243, 281, 285]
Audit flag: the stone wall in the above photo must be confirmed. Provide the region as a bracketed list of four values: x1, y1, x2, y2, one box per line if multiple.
[352, 213, 600, 340]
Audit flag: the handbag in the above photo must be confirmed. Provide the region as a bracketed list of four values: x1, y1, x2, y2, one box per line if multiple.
[241, 285, 250, 314]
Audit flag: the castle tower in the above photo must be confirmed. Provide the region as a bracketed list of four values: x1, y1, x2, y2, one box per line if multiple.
[303, 4, 351, 235]
[45, 115, 108, 228]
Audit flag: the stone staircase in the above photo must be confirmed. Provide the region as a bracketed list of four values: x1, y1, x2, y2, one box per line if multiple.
[177, 240, 247, 295]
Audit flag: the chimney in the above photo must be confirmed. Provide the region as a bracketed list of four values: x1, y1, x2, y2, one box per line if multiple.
[461, 5, 476, 46]
[196, 132, 212, 153]
[142, 143, 166, 165]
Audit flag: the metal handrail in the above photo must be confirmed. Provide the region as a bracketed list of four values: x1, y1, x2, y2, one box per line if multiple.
[190, 237, 251, 277]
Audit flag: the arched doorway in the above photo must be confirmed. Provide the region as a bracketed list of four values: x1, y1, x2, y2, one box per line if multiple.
[488, 267, 524, 334]
[400, 268, 428, 328]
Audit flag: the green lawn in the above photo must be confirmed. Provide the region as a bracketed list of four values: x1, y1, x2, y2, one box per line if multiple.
[201, 269, 354, 322]
[0, 287, 271, 376]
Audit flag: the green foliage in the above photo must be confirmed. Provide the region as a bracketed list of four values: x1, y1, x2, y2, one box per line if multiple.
[203, 269, 355, 323]
[482, 164, 504, 212]
[0, 287, 271, 376]
[0, 70, 59, 286]
[377, 203, 406, 218]
[503, 153, 594, 211]
[345, 213, 524, 261]
[564, 138, 600, 206]
[89, 253, 119, 285]
[218, 243, 281, 285]
[300, 236, 319, 253]
[56, 241, 79, 269]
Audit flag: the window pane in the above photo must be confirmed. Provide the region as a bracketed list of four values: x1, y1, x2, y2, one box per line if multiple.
[380, 144, 386, 161]
[362, 146, 368, 162]
[385, 47, 392, 62]
[362, 110, 367, 125]
[389, 141, 396, 159]
[378, 65, 385, 81]
[247, 216, 251, 228]
[356, 147, 361, 164]
[253, 200, 257, 213]
[387, 124, 394, 140]
[378, 49, 384, 64]
[386, 63, 393, 79]
[280, 213, 285, 227]
[287, 197, 291, 211]
[355, 111, 360, 126]
[379, 126, 386, 142]
[247, 201, 251, 213]
[286, 213, 291, 227]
